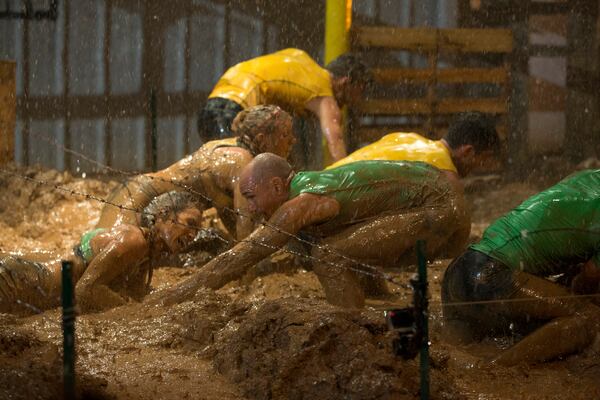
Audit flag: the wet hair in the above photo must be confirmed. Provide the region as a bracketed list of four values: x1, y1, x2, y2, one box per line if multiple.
[248, 153, 293, 184]
[232, 105, 293, 155]
[444, 112, 501, 153]
[325, 53, 373, 87]
[140, 191, 201, 229]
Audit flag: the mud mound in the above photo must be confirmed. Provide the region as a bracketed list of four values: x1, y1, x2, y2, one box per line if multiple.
[0, 163, 117, 252]
[200, 298, 461, 400]
[0, 320, 112, 400]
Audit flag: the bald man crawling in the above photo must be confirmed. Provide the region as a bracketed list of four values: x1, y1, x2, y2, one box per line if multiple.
[149, 154, 470, 308]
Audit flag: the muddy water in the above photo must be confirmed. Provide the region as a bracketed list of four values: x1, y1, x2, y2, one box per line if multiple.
[1, 164, 599, 399]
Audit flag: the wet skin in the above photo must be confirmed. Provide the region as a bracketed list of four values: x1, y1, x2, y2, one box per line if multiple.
[305, 77, 365, 162]
[489, 260, 600, 366]
[0, 207, 202, 314]
[96, 118, 294, 241]
[149, 163, 470, 308]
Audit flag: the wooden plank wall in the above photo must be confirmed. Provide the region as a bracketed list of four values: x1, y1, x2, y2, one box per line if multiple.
[351, 26, 513, 145]
[0, 61, 15, 165]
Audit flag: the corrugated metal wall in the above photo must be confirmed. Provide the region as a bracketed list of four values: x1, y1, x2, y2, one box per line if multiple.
[0, 0, 456, 173]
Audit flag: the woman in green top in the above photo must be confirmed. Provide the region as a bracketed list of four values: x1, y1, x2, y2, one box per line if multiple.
[442, 169, 600, 366]
[0, 191, 203, 315]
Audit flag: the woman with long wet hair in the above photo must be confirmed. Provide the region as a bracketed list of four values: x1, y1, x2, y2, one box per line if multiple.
[0, 191, 203, 315]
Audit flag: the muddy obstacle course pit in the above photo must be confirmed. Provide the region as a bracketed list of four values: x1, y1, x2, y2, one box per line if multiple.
[1, 164, 599, 400]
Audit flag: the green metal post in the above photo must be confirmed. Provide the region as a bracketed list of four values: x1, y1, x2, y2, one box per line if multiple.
[61, 260, 76, 400]
[416, 240, 429, 400]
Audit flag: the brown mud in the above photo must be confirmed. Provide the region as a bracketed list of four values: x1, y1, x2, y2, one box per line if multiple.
[0, 163, 599, 399]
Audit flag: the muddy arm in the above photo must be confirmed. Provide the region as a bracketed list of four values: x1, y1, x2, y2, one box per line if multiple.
[571, 259, 600, 294]
[306, 97, 347, 161]
[492, 270, 600, 366]
[147, 194, 339, 304]
[75, 229, 148, 312]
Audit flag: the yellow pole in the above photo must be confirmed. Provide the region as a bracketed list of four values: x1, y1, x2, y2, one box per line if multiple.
[325, 0, 351, 64]
[323, 0, 351, 166]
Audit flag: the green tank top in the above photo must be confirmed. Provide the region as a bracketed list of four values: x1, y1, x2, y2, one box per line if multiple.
[289, 160, 451, 227]
[471, 169, 600, 275]
[77, 228, 107, 263]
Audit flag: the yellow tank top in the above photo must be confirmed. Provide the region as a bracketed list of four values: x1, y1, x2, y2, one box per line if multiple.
[327, 132, 457, 173]
[209, 48, 333, 114]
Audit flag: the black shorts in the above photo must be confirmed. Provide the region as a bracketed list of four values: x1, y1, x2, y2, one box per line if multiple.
[441, 249, 520, 336]
[197, 97, 243, 143]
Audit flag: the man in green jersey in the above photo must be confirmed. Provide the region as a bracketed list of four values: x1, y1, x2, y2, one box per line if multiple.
[150, 153, 470, 308]
[442, 169, 600, 365]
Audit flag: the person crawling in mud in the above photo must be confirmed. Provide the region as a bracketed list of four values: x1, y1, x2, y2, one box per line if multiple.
[199, 48, 371, 162]
[0, 191, 203, 315]
[149, 153, 470, 308]
[442, 169, 600, 366]
[328, 112, 502, 183]
[96, 105, 295, 241]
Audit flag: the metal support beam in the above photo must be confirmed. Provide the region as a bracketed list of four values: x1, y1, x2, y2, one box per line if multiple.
[507, 1, 529, 177]
[566, 0, 599, 161]
[141, 1, 166, 170]
[0, 0, 58, 20]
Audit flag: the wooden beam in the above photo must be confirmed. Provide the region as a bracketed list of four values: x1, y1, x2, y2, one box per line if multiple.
[529, 44, 568, 57]
[357, 98, 508, 115]
[353, 26, 513, 53]
[353, 123, 508, 146]
[358, 99, 431, 115]
[17, 92, 209, 120]
[373, 67, 508, 84]
[0, 61, 16, 164]
[529, 2, 570, 16]
[528, 78, 566, 111]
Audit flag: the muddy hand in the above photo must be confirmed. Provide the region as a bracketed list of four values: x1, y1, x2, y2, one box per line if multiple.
[144, 271, 212, 306]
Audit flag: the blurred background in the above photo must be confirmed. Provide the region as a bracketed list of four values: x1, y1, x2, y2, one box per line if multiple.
[0, 0, 598, 174]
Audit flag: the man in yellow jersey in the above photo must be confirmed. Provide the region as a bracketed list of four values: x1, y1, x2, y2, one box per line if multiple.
[328, 113, 501, 182]
[198, 48, 371, 162]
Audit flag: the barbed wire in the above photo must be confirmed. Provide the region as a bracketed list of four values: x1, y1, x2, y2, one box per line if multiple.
[28, 131, 389, 278]
[0, 164, 384, 317]
[5, 132, 600, 315]
[371, 292, 600, 311]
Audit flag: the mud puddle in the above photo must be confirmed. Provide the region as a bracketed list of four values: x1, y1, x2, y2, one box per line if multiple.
[0, 163, 599, 399]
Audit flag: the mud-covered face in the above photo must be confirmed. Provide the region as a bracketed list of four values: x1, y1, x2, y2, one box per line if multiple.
[240, 173, 288, 219]
[155, 207, 203, 253]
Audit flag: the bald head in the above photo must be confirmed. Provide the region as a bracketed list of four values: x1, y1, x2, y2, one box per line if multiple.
[240, 153, 294, 218]
[243, 153, 293, 184]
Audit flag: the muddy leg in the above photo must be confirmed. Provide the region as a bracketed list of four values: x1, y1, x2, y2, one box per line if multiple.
[311, 257, 366, 308]
[312, 206, 464, 307]
[0, 255, 63, 314]
[494, 272, 600, 365]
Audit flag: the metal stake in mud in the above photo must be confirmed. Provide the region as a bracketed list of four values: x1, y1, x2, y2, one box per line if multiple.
[415, 240, 429, 400]
[385, 240, 429, 400]
[150, 88, 158, 172]
[61, 260, 76, 400]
